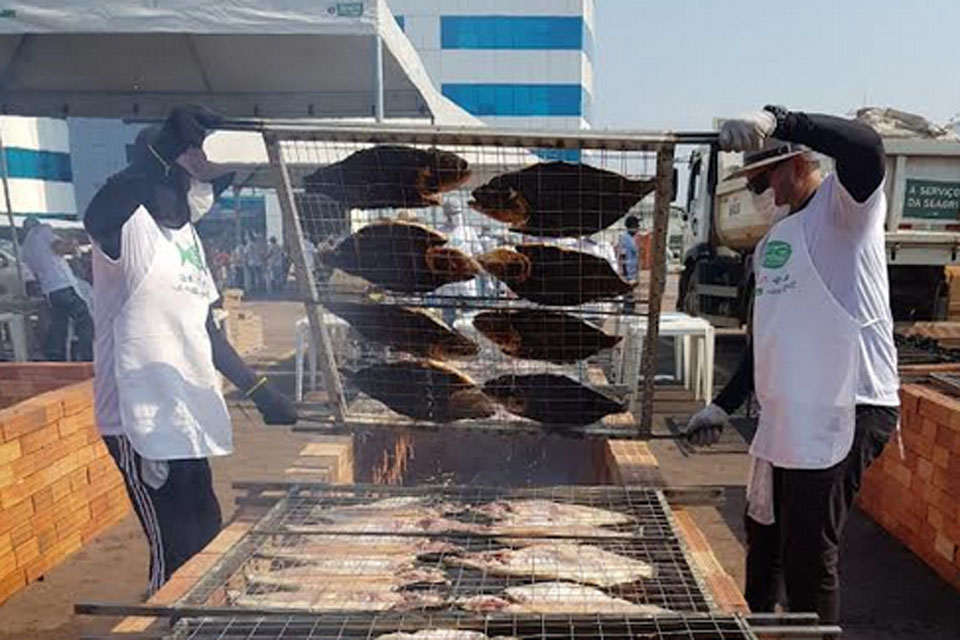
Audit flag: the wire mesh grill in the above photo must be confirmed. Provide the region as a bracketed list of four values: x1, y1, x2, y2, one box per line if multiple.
[170, 613, 758, 640]
[180, 485, 712, 615]
[266, 129, 674, 431]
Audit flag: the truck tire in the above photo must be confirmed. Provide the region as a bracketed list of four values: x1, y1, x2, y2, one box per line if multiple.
[681, 262, 701, 316]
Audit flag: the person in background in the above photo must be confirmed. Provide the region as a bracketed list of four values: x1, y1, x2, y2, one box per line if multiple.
[265, 236, 283, 294]
[83, 106, 298, 595]
[20, 217, 93, 361]
[683, 105, 899, 630]
[230, 240, 245, 289]
[617, 215, 641, 312]
[436, 200, 483, 326]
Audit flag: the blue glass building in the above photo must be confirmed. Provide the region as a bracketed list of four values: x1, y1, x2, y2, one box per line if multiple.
[388, 0, 594, 132]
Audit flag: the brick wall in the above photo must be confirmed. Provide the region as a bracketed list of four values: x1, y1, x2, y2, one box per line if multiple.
[0, 362, 95, 409]
[858, 384, 960, 590]
[0, 364, 130, 604]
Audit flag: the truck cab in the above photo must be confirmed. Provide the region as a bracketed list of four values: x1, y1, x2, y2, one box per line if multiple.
[680, 137, 960, 325]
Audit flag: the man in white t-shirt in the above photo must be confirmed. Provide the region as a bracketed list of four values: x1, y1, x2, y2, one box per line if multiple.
[83, 107, 298, 595]
[683, 106, 899, 629]
[21, 217, 93, 360]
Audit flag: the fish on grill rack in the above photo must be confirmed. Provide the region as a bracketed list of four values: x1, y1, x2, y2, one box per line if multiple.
[303, 145, 471, 209]
[475, 499, 632, 527]
[257, 535, 460, 559]
[244, 559, 449, 588]
[457, 582, 670, 615]
[285, 514, 481, 535]
[473, 309, 620, 363]
[482, 374, 626, 425]
[320, 221, 481, 294]
[469, 161, 656, 237]
[326, 300, 479, 360]
[477, 244, 632, 306]
[377, 631, 518, 640]
[349, 360, 496, 423]
[443, 543, 652, 587]
[231, 586, 446, 612]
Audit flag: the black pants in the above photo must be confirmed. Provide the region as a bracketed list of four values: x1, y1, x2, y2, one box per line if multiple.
[104, 435, 222, 595]
[45, 286, 93, 361]
[744, 405, 899, 626]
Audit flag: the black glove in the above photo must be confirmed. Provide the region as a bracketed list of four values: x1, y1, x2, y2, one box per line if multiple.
[250, 380, 299, 425]
[151, 105, 223, 170]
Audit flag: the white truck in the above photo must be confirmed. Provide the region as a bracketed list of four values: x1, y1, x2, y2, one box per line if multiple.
[679, 137, 960, 326]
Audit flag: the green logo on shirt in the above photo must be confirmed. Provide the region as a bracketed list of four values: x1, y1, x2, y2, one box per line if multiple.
[762, 241, 792, 269]
[177, 240, 205, 272]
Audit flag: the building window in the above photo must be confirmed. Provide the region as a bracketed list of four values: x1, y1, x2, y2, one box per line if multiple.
[442, 84, 585, 117]
[535, 148, 582, 162]
[441, 16, 583, 50]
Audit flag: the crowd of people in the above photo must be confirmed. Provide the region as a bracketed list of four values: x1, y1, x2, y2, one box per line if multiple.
[208, 233, 289, 295]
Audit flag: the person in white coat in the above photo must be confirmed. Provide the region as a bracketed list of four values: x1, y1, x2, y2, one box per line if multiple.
[20, 217, 93, 360]
[683, 106, 899, 628]
[83, 107, 298, 595]
[435, 199, 482, 326]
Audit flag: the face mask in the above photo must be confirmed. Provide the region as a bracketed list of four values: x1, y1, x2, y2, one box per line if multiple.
[187, 178, 215, 223]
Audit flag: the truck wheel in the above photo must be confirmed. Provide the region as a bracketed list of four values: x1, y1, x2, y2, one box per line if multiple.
[682, 263, 701, 316]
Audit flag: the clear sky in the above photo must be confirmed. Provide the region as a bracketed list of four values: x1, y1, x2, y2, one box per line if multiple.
[592, 0, 960, 131]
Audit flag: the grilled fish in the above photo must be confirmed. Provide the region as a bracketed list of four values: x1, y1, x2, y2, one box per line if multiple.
[326, 300, 478, 360]
[244, 561, 449, 588]
[232, 587, 445, 612]
[257, 536, 459, 559]
[444, 543, 652, 587]
[476, 499, 632, 527]
[470, 161, 655, 237]
[321, 221, 481, 294]
[304, 145, 470, 209]
[457, 582, 669, 615]
[473, 309, 620, 363]
[285, 515, 480, 535]
[483, 374, 626, 425]
[478, 244, 632, 306]
[350, 361, 496, 423]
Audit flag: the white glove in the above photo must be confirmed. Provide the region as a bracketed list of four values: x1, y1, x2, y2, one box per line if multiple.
[719, 111, 777, 152]
[682, 403, 731, 446]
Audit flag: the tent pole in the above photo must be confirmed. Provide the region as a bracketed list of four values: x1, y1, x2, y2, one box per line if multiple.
[374, 34, 384, 122]
[0, 120, 25, 296]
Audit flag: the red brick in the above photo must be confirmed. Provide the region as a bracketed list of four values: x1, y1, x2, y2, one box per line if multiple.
[0, 441, 20, 466]
[9, 521, 31, 547]
[919, 394, 955, 426]
[900, 387, 921, 416]
[933, 446, 951, 469]
[0, 472, 47, 510]
[35, 525, 57, 554]
[0, 551, 15, 578]
[13, 537, 38, 568]
[59, 384, 92, 417]
[22, 555, 49, 583]
[928, 507, 946, 531]
[0, 406, 48, 442]
[0, 568, 26, 603]
[49, 476, 71, 503]
[904, 427, 935, 460]
[936, 426, 957, 451]
[67, 467, 88, 492]
[19, 423, 60, 455]
[917, 457, 935, 481]
[29, 508, 54, 536]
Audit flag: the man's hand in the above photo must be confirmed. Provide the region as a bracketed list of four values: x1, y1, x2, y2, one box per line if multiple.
[718, 111, 777, 152]
[682, 403, 732, 446]
[251, 381, 299, 425]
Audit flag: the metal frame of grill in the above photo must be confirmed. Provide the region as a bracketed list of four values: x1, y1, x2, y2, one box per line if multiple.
[172, 484, 714, 616]
[253, 125, 714, 436]
[76, 610, 839, 640]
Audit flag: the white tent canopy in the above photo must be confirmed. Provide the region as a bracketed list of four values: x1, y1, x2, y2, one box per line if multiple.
[0, 0, 477, 124]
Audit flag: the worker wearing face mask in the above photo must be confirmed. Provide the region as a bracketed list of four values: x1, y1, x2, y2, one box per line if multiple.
[83, 106, 298, 595]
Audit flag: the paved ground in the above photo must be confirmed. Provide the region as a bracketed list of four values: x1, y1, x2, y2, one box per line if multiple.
[1, 292, 958, 638]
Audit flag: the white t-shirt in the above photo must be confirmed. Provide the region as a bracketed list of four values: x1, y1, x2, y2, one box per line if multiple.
[21, 224, 77, 294]
[800, 173, 899, 406]
[91, 210, 173, 436]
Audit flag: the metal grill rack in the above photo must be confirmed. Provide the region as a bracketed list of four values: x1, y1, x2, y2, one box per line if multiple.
[167, 613, 760, 640]
[250, 125, 716, 435]
[176, 484, 713, 616]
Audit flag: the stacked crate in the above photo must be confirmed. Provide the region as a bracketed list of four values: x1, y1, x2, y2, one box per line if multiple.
[858, 384, 960, 590]
[220, 288, 264, 356]
[0, 364, 130, 604]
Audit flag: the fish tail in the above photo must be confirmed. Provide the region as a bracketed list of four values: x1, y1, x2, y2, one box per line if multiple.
[627, 177, 658, 199]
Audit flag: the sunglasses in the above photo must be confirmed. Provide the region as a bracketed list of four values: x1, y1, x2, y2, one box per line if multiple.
[746, 158, 793, 195]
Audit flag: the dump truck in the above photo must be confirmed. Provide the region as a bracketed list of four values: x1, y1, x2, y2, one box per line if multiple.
[679, 136, 960, 326]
